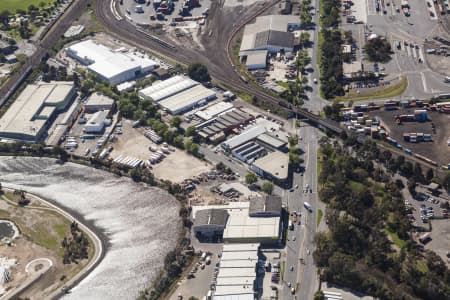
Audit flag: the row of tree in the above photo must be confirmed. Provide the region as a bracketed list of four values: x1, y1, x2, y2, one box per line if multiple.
[318, 0, 344, 99]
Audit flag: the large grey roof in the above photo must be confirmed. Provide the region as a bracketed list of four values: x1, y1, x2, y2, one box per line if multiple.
[194, 209, 229, 226]
[254, 30, 294, 49]
[249, 195, 282, 215]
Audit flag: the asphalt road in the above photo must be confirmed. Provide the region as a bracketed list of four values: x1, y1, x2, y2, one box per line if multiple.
[280, 123, 320, 299]
[0, 0, 91, 101]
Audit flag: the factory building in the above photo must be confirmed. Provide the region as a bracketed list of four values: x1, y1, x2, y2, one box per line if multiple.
[0, 81, 76, 141]
[240, 50, 268, 70]
[212, 243, 259, 300]
[192, 202, 281, 244]
[138, 75, 217, 114]
[158, 84, 217, 115]
[239, 15, 300, 55]
[196, 109, 254, 142]
[193, 209, 229, 241]
[83, 110, 110, 133]
[250, 151, 290, 185]
[83, 93, 115, 113]
[138, 75, 198, 102]
[248, 195, 282, 217]
[221, 125, 267, 151]
[195, 102, 234, 121]
[66, 40, 158, 85]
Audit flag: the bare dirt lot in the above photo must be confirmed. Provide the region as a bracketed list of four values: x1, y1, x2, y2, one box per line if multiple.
[0, 192, 90, 299]
[109, 119, 212, 183]
[370, 110, 450, 165]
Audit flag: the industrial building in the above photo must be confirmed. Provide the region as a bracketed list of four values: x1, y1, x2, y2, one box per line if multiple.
[212, 243, 259, 300]
[192, 202, 281, 243]
[221, 125, 267, 151]
[195, 102, 234, 121]
[250, 151, 290, 184]
[196, 108, 254, 142]
[66, 40, 158, 85]
[83, 110, 110, 133]
[84, 93, 115, 113]
[193, 209, 229, 241]
[239, 15, 300, 55]
[138, 75, 216, 114]
[0, 81, 76, 141]
[158, 84, 216, 115]
[138, 75, 198, 102]
[248, 195, 282, 217]
[240, 50, 268, 70]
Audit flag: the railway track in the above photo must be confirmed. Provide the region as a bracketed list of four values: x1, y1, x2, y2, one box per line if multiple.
[97, 1, 342, 134]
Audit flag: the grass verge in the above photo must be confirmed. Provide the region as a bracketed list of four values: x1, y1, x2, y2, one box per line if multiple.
[317, 209, 323, 227]
[334, 76, 408, 102]
[0, 0, 54, 12]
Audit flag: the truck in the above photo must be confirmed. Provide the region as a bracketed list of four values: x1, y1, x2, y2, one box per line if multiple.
[304, 202, 312, 212]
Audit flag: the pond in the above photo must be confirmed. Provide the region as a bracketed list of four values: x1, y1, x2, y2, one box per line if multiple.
[0, 220, 19, 241]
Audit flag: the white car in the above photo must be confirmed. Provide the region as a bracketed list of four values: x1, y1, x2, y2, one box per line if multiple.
[313, 78, 318, 84]
[290, 265, 294, 271]
[287, 282, 292, 287]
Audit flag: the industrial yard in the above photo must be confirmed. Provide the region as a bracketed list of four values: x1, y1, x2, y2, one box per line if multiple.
[369, 108, 450, 166]
[109, 119, 212, 183]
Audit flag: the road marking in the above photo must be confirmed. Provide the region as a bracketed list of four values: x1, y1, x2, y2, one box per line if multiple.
[421, 72, 429, 93]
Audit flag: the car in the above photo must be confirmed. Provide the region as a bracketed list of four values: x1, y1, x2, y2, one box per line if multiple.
[292, 236, 296, 241]
[290, 265, 294, 271]
[295, 184, 299, 189]
[287, 282, 291, 287]
[313, 78, 318, 84]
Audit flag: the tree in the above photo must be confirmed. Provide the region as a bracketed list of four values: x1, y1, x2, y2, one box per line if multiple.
[245, 172, 258, 185]
[365, 36, 392, 63]
[314, 291, 325, 300]
[300, 11, 313, 27]
[170, 116, 182, 128]
[426, 168, 434, 183]
[299, 32, 310, 48]
[0, 10, 11, 28]
[261, 182, 274, 195]
[187, 63, 210, 82]
[185, 126, 196, 137]
[443, 172, 450, 192]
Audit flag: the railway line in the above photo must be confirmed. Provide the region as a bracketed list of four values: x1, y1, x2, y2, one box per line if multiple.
[97, 0, 342, 134]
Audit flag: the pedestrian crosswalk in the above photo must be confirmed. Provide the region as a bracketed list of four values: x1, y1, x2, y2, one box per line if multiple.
[392, 39, 425, 62]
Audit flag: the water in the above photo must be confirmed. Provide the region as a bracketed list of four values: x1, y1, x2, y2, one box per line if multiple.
[0, 157, 180, 300]
[0, 221, 15, 240]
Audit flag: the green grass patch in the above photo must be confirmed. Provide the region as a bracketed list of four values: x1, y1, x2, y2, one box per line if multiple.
[317, 209, 323, 226]
[277, 81, 290, 89]
[334, 77, 408, 102]
[416, 260, 429, 274]
[349, 180, 365, 193]
[0, 0, 54, 13]
[383, 227, 407, 249]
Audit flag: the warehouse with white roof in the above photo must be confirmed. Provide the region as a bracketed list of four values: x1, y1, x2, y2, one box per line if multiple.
[138, 75, 198, 102]
[0, 81, 76, 141]
[212, 243, 259, 300]
[66, 40, 158, 85]
[158, 84, 216, 115]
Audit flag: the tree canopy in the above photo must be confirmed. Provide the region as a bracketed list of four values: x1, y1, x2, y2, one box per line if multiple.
[365, 37, 392, 63]
[187, 63, 211, 82]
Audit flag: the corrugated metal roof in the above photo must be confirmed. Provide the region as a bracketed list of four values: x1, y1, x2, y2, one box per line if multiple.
[222, 126, 266, 149]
